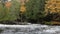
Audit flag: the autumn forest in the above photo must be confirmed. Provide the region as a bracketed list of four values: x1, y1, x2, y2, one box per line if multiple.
[0, 0, 60, 25]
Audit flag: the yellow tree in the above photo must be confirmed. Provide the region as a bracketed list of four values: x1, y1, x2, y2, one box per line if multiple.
[20, 0, 29, 13]
[45, 0, 60, 13]
[45, 0, 60, 21]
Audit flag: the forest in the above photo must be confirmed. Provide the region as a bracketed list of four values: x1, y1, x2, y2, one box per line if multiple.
[0, 0, 60, 25]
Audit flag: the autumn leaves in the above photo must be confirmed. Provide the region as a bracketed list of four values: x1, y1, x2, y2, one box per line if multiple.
[5, 2, 11, 8]
[45, 0, 60, 13]
[5, 0, 28, 14]
[20, 0, 29, 14]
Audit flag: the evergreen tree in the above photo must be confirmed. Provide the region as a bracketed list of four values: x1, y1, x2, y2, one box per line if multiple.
[0, 0, 20, 21]
[24, 0, 46, 23]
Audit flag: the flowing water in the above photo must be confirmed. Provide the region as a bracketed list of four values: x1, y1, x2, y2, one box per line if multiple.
[0, 24, 60, 34]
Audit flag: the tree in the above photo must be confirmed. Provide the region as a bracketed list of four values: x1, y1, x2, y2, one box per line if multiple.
[0, 0, 20, 22]
[24, 0, 46, 23]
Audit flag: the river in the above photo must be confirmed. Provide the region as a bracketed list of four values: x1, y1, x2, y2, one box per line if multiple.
[0, 24, 60, 34]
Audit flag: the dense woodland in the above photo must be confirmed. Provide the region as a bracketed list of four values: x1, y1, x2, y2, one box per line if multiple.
[0, 0, 60, 25]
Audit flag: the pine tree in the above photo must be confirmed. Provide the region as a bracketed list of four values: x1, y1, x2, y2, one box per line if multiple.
[0, 0, 20, 21]
[24, 0, 46, 23]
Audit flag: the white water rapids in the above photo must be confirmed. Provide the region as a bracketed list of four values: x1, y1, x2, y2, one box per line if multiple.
[0, 24, 60, 34]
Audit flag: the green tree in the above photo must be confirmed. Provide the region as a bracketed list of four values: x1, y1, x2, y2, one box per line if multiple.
[0, 0, 20, 21]
[24, 0, 46, 23]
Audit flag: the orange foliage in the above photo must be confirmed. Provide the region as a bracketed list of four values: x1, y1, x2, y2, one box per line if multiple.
[5, 2, 11, 8]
